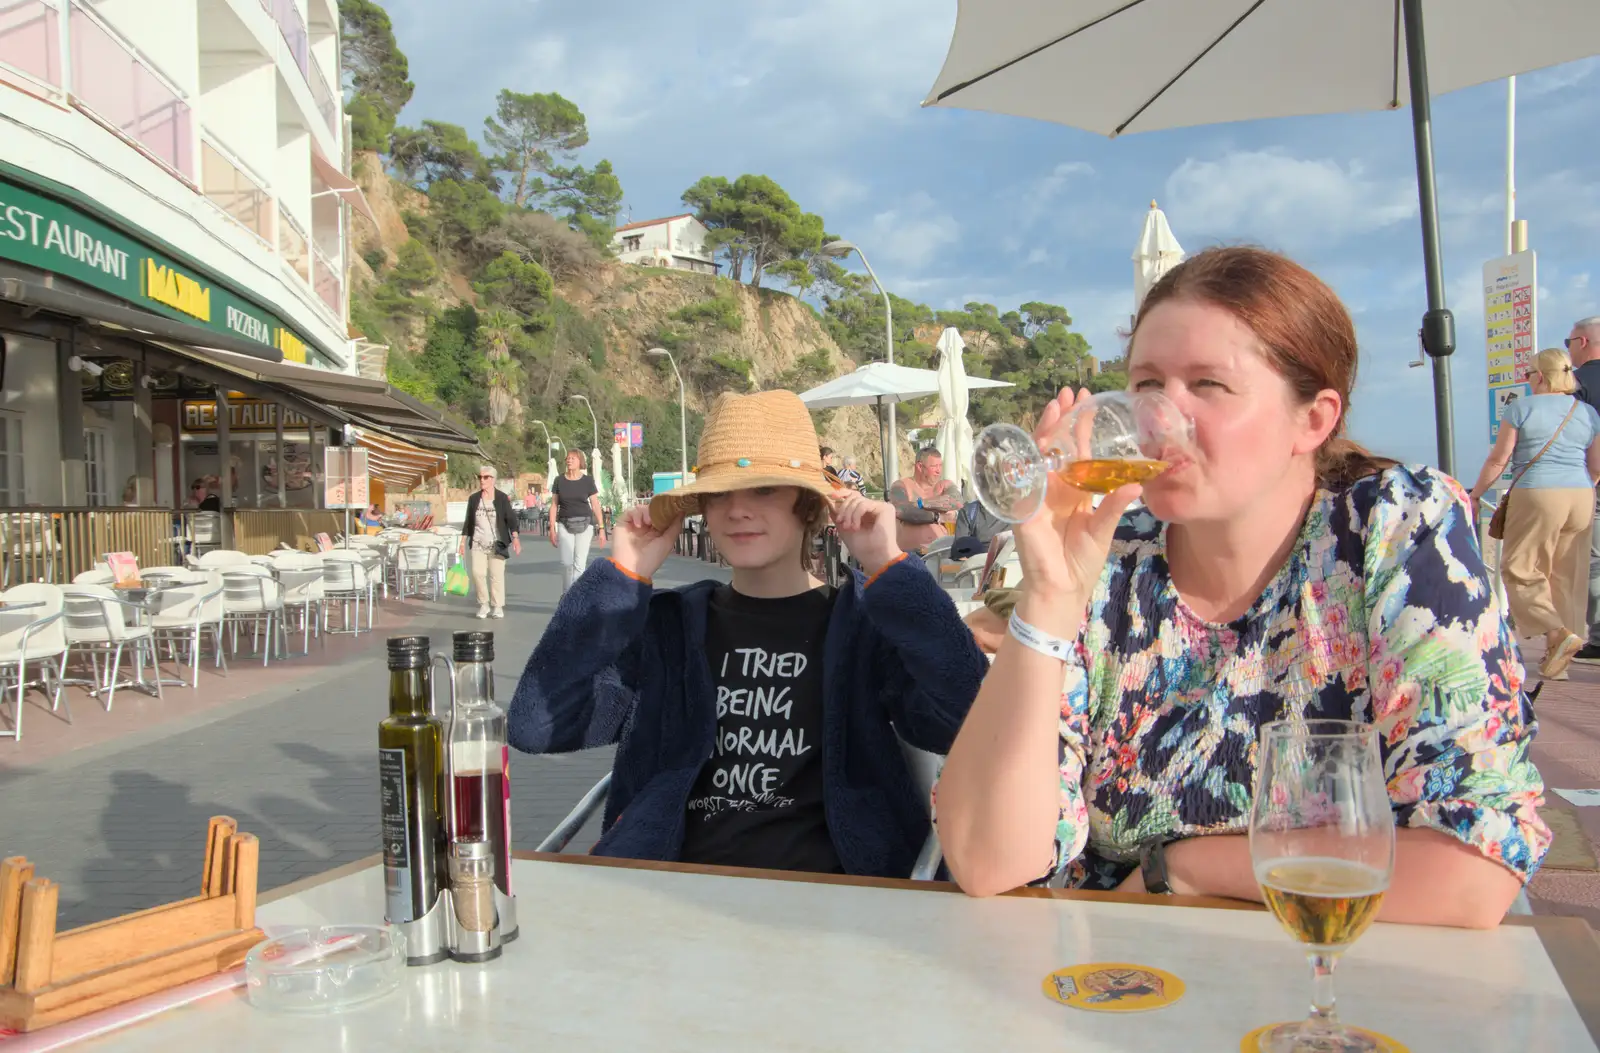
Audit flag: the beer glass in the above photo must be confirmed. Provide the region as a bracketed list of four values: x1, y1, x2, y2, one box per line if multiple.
[1249, 720, 1396, 1053]
[970, 390, 1193, 523]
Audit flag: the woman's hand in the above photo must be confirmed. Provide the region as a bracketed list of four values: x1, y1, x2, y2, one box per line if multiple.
[1012, 388, 1143, 637]
[829, 492, 902, 578]
[610, 505, 681, 581]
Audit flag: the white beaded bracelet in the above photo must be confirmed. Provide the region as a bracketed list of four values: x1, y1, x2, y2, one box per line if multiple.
[1007, 611, 1074, 662]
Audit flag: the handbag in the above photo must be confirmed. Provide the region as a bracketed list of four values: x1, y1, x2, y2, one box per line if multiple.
[1488, 399, 1579, 540]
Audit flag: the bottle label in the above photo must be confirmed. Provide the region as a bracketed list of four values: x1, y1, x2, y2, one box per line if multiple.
[378, 748, 414, 922]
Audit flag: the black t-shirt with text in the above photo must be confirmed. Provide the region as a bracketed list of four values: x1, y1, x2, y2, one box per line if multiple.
[680, 584, 841, 874]
[551, 474, 597, 523]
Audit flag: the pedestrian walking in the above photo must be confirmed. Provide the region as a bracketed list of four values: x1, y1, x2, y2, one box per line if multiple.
[1470, 347, 1600, 678]
[462, 465, 520, 619]
[549, 450, 607, 594]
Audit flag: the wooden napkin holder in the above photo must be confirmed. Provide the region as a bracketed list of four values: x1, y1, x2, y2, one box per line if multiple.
[0, 816, 265, 1032]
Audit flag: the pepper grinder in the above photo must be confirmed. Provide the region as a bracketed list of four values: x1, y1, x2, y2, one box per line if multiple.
[432, 653, 503, 963]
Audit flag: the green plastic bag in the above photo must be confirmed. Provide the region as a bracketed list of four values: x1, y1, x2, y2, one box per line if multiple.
[444, 559, 470, 596]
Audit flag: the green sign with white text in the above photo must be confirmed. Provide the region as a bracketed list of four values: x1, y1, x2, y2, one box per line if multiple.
[0, 174, 323, 364]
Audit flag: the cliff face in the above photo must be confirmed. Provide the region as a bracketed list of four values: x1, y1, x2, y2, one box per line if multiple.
[351, 156, 898, 481]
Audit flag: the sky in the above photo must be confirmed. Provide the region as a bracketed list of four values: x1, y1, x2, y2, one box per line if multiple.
[381, 0, 1600, 475]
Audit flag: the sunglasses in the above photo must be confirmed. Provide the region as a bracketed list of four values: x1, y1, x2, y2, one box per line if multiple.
[1567, 336, 1589, 349]
[478, 475, 494, 480]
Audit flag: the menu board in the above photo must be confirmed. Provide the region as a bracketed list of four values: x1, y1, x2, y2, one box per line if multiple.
[323, 447, 371, 509]
[1483, 251, 1537, 484]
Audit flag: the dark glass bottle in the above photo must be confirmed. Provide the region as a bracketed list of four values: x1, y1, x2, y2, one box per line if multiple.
[378, 635, 447, 965]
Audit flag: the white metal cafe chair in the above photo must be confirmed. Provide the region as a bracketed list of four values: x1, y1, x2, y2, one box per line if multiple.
[72, 564, 114, 585]
[320, 555, 371, 635]
[189, 512, 223, 558]
[60, 584, 162, 711]
[193, 549, 252, 570]
[535, 736, 947, 881]
[325, 549, 379, 626]
[395, 544, 441, 601]
[0, 584, 68, 740]
[220, 566, 286, 667]
[271, 552, 325, 655]
[149, 572, 227, 687]
[0, 515, 58, 587]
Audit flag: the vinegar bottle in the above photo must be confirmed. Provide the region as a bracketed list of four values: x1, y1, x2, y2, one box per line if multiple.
[378, 635, 449, 965]
[447, 630, 517, 941]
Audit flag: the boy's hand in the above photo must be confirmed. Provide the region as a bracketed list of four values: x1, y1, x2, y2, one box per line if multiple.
[610, 506, 681, 581]
[830, 493, 903, 579]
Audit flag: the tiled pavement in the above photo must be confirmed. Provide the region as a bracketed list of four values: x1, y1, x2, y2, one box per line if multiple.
[0, 545, 727, 928]
[0, 541, 1594, 931]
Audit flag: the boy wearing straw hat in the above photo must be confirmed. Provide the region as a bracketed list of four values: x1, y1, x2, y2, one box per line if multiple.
[509, 390, 988, 877]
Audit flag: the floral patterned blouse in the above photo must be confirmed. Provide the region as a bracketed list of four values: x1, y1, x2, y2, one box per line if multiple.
[1050, 465, 1551, 889]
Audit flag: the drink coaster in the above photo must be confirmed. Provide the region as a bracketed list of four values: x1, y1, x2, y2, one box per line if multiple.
[1041, 962, 1184, 1012]
[1241, 1022, 1410, 1052]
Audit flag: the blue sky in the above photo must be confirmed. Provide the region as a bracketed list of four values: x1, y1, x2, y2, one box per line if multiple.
[382, 0, 1600, 475]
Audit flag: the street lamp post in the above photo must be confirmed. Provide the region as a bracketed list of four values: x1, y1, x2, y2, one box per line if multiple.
[817, 239, 897, 484]
[568, 395, 600, 451]
[646, 348, 689, 483]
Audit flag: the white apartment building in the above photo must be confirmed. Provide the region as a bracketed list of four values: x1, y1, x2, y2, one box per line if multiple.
[611, 214, 719, 275]
[0, 0, 472, 536]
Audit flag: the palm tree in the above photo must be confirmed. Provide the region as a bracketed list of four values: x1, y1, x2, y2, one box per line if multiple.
[477, 310, 524, 427]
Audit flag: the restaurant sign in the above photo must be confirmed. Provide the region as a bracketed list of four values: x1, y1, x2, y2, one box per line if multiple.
[0, 174, 319, 364]
[182, 398, 310, 433]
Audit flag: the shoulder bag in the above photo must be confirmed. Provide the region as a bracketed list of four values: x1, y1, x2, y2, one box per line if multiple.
[1488, 399, 1579, 540]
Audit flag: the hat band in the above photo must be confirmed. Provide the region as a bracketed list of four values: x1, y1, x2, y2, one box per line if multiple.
[698, 455, 826, 478]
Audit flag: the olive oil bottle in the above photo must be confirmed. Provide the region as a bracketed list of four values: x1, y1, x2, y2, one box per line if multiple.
[378, 635, 448, 965]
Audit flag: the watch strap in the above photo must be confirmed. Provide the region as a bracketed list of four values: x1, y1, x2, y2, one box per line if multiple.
[1139, 838, 1174, 895]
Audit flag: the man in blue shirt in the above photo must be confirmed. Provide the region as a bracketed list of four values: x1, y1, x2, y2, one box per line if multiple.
[1568, 316, 1600, 660]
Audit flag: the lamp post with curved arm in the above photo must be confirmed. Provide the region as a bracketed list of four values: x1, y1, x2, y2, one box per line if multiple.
[646, 348, 689, 483]
[817, 239, 897, 483]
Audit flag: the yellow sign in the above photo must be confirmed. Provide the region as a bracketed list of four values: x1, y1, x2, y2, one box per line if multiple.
[276, 328, 308, 364]
[182, 398, 309, 433]
[142, 259, 211, 322]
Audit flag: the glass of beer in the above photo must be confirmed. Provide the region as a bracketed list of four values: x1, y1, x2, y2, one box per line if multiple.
[1248, 720, 1395, 1053]
[970, 390, 1193, 523]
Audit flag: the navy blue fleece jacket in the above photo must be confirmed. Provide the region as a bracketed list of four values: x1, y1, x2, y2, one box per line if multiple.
[507, 556, 988, 878]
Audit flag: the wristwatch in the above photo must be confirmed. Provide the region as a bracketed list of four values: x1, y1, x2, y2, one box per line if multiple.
[1138, 838, 1177, 895]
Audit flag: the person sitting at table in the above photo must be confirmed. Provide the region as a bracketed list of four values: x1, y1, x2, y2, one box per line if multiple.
[932, 246, 1551, 928]
[190, 478, 221, 512]
[508, 390, 987, 878]
[890, 448, 964, 556]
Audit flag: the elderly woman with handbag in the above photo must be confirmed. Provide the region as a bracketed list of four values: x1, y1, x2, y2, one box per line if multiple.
[1470, 348, 1600, 679]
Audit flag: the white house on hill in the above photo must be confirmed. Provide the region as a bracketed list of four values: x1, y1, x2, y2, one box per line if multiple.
[611, 214, 719, 275]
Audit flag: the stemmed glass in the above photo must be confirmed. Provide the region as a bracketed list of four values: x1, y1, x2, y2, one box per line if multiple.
[970, 390, 1194, 523]
[1249, 720, 1397, 1053]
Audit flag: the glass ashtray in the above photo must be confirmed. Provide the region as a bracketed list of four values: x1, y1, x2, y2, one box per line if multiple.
[244, 924, 405, 1013]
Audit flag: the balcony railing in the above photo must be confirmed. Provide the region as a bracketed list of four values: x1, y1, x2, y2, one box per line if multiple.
[312, 245, 341, 317]
[68, 1, 192, 179]
[266, 0, 308, 79]
[202, 135, 275, 245]
[0, 0, 60, 93]
[279, 211, 311, 284]
[309, 56, 337, 135]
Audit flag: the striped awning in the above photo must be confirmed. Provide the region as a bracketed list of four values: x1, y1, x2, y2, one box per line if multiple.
[352, 426, 447, 491]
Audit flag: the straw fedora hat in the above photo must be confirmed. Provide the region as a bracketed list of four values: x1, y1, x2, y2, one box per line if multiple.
[650, 390, 833, 524]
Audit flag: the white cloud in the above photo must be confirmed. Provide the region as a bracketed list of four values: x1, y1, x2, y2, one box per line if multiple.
[1164, 150, 1417, 252]
[1025, 247, 1049, 265]
[1022, 161, 1094, 218]
[1520, 58, 1599, 99]
[870, 192, 960, 270]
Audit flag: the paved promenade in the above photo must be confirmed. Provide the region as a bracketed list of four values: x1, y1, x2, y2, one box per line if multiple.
[0, 542, 1593, 935]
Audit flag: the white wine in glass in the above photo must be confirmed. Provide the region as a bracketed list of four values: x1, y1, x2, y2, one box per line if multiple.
[970, 390, 1193, 523]
[1249, 720, 1396, 1053]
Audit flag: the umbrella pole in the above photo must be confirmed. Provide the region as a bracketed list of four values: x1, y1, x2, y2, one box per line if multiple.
[1402, 0, 1457, 477]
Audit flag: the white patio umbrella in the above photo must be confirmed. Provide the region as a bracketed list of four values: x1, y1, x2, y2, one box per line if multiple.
[1134, 200, 1185, 313]
[933, 328, 975, 499]
[799, 362, 1012, 486]
[923, 0, 1600, 477]
[610, 442, 629, 510]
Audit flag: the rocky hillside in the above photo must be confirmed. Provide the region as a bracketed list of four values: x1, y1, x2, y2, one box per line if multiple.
[348, 153, 897, 485]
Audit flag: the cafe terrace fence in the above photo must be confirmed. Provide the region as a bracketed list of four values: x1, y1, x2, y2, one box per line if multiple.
[231, 510, 345, 554]
[0, 508, 183, 585]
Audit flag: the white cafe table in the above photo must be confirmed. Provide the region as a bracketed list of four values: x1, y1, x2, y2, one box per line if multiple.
[75, 853, 1600, 1052]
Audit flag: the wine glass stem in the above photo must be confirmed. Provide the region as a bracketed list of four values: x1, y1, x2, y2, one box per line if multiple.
[1306, 951, 1342, 1026]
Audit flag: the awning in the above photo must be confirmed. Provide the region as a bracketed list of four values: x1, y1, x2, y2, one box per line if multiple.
[311, 149, 379, 228]
[352, 426, 448, 491]
[182, 347, 480, 454]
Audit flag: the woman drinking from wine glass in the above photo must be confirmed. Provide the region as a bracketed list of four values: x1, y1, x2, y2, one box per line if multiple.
[934, 246, 1550, 928]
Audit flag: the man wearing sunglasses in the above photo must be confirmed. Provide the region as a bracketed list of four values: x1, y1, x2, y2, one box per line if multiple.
[1567, 317, 1600, 660]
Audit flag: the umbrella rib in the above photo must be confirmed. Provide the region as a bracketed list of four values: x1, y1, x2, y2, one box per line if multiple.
[1114, 0, 1271, 136]
[933, 0, 1151, 102]
[1389, 0, 1402, 107]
